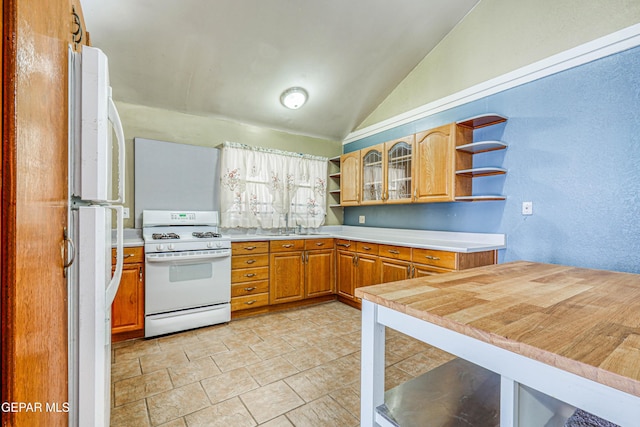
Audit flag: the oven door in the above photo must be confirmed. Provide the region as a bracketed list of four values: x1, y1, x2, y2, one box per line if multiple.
[145, 249, 231, 315]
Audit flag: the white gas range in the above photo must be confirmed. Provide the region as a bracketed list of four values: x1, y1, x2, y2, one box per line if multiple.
[142, 210, 231, 338]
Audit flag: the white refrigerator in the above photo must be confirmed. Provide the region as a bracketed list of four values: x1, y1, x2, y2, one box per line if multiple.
[67, 45, 126, 427]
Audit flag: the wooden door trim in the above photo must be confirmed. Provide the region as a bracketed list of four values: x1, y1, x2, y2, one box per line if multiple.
[2, 0, 18, 420]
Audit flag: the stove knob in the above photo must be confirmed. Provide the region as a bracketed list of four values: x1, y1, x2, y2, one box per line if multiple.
[216, 242, 223, 248]
[207, 242, 214, 249]
[156, 244, 165, 251]
[168, 244, 175, 251]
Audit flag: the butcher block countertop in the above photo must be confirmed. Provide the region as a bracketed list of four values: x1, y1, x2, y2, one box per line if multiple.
[355, 260, 640, 398]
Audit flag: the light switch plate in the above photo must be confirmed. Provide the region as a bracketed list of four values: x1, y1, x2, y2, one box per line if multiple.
[123, 207, 130, 219]
[522, 202, 533, 215]
[359, 215, 365, 224]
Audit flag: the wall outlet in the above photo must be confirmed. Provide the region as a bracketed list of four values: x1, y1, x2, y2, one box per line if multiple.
[123, 207, 130, 219]
[359, 215, 366, 224]
[522, 201, 533, 215]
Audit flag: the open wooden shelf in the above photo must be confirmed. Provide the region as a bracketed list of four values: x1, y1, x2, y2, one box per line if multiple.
[457, 113, 507, 129]
[456, 141, 507, 154]
[456, 167, 506, 177]
[454, 195, 506, 202]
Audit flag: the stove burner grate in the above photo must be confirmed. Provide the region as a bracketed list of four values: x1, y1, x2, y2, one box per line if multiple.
[192, 231, 222, 239]
[152, 232, 180, 240]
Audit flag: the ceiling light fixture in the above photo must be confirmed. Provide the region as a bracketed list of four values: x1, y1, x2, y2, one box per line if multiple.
[280, 87, 308, 110]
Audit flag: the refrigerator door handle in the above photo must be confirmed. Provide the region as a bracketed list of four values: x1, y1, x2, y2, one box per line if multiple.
[106, 205, 124, 306]
[107, 94, 125, 204]
[63, 227, 76, 278]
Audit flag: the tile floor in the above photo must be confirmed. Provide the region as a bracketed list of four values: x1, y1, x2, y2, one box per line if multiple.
[110, 301, 454, 426]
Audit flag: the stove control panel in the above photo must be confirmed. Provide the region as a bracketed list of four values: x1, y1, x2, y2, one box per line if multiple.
[170, 212, 196, 222]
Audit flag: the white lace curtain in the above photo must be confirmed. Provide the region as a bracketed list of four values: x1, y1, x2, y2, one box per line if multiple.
[220, 142, 328, 229]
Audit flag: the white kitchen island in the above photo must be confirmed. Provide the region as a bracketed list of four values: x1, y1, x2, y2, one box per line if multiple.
[357, 261, 640, 427]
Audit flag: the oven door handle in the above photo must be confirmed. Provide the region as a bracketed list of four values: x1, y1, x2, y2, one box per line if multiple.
[146, 251, 231, 263]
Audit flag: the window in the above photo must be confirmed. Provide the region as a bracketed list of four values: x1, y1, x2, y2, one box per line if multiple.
[220, 142, 328, 230]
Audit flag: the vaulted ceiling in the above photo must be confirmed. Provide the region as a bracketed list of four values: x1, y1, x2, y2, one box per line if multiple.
[81, 0, 480, 140]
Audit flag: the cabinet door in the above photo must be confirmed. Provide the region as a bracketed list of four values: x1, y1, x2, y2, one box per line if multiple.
[270, 252, 305, 304]
[413, 264, 452, 277]
[337, 250, 356, 298]
[360, 144, 384, 205]
[380, 258, 412, 283]
[340, 152, 360, 206]
[385, 137, 415, 203]
[355, 253, 381, 289]
[414, 123, 456, 202]
[111, 263, 144, 335]
[306, 249, 335, 297]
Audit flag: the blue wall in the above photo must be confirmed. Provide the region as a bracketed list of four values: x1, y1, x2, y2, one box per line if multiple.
[344, 45, 640, 274]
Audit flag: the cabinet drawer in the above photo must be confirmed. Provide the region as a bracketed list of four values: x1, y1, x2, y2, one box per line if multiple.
[335, 239, 355, 251]
[231, 254, 269, 269]
[379, 244, 411, 261]
[232, 241, 269, 255]
[231, 293, 269, 311]
[270, 239, 305, 252]
[412, 248, 456, 269]
[356, 241, 379, 255]
[231, 266, 269, 283]
[112, 246, 144, 264]
[305, 238, 334, 250]
[232, 280, 269, 297]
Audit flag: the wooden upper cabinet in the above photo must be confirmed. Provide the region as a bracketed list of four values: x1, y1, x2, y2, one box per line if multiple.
[385, 136, 414, 204]
[414, 123, 455, 202]
[340, 151, 360, 206]
[414, 123, 474, 202]
[360, 144, 384, 205]
[354, 135, 415, 206]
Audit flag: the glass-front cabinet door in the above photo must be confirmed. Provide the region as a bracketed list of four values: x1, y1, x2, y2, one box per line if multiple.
[385, 136, 415, 203]
[360, 144, 383, 204]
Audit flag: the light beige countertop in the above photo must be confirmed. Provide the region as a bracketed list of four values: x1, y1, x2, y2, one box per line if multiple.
[114, 225, 506, 253]
[225, 225, 506, 253]
[112, 228, 144, 248]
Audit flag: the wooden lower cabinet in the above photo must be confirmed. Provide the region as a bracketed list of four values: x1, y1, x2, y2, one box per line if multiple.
[231, 237, 496, 315]
[231, 241, 270, 312]
[111, 246, 145, 342]
[380, 258, 412, 282]
[306, 249, 335, 297]
[337, 245, 380, 305]
[337, 250, 356, 299]
[270, 238, 335, 304]
[270, 250, 306, 304]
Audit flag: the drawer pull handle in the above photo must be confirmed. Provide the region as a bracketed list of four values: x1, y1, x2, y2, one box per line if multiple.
[282, 244, 294, 248]
[245, 259, 256, 264]
[424, 255, 440, 260]
[244, 287, 256, 291]
[245, 300, 257, 305]
[244, 273, 257, 278]
[337, 243, 351, 248]
[388, 249, 400, 254]
[115, 253, 135, 258]
[362, 246, 371, 250]
[315, 242, 324, 246]
[244, 246, 257, 250]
